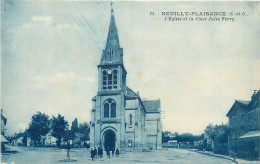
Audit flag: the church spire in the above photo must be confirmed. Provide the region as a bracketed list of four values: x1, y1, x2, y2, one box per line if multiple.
[106, 2, 120, 50]
[99, 2, 123, 66]
[110, 1, 114, 14]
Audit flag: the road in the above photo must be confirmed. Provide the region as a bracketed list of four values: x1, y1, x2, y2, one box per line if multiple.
[1, 145, 234, 164]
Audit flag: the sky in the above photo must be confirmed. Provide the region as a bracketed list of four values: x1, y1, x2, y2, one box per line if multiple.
[1, 1, 260, 136]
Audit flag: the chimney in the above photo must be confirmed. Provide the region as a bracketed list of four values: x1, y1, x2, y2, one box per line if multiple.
[137, 91, 139, 95]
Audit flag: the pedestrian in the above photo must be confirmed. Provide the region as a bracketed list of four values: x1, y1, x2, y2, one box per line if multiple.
[90, 148, 95, 160]
[233, 152, 237, 161]
[112, 148, 115, 157]
[98, 147, 102, 158]
[78, 141, 81, 148]
[94, 147, 97, 158]
[106, 149, 110, 158]
[115, 148, 119, 157]
[100, 147, 103, 157]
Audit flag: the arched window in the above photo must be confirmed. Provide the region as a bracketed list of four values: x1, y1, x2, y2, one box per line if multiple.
[129, 114, 132, 126]
[111, 103, 116, 118]
[103, 98, 116, 118]
[104, 103, 109, 118]
[103, 71, 108, 89]
[108, 73, 112, 90]
[113, 70, 117, 89]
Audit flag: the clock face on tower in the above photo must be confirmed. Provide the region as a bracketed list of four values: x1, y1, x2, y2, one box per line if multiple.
[107, 69, 112, 74]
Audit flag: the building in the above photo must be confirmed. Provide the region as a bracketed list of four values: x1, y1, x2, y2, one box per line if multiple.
[226, 90, 260, 160]
[11, 133, 26, 146]
[143, 100, 162, 149]
[44, 131, 57, 146]
[90, 6, 162, 152]
[1, 109, 7, 136]
[1, 109, 9, 153]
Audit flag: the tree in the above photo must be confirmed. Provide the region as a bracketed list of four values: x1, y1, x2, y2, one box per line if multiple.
[51, 114, 68, 147]
[177, 133, 194, 142]
[78, 122, 90, 140]
[204, 123, 229, 154]
[71, 118, 79, 133]
[162, 131, 171, 143]
[26, 111, 50, 144]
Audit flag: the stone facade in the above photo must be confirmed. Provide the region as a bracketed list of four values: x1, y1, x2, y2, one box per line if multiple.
[143, 100, 162, 149]
[90, 8, 162, 152]
[226, 90, 260, 159]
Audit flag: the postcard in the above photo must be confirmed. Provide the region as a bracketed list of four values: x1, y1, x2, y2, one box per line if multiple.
[1, 1, 259, 163]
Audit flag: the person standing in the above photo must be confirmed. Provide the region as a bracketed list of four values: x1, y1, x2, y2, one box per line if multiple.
[98, 147, 102, 158]
[90, 148, 95, 160]
[106, 149, 110, 158]
[100, 147, 103, 157]
[112, 147, 115, 157]
[94, 147, 97, 158]
[78, 141, 81, 148]
[115, 148, 120, 157]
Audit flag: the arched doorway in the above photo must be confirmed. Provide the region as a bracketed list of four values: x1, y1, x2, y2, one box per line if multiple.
[104, 129, 116, 151]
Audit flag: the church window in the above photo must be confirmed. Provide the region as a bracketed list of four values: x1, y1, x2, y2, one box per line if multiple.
[108, 73, 112, 89]
[113, 70, 117, 88]
[103, 71, 108, 89]
[103, 98, 116, 118]
[129, 114, 132, 127]
[111, 103, 116, 118]
[102, 69, 118, 90]
[104, 103, 109, 118]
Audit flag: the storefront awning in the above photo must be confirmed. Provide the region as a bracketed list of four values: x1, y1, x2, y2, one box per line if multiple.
[1, 134, 9, 143]
[239, 130, 260, 139]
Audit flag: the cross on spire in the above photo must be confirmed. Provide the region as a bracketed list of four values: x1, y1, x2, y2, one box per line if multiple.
[110, 1, 114, 13]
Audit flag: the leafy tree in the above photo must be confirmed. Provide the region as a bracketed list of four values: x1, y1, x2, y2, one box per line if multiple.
[177, 133, 194, 142]
[204, 124, 214, 139]
[78, 122, 90, 140]
[175, 133, 203, 143]
[51, 114, 68, 147]
[71, 118, 79, 133]
[26, 111, 50, 144]
[204, 123, 229, 154]
[162, 131, 171, 143]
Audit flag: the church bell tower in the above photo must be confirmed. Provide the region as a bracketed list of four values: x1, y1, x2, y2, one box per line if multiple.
[90, 4, 128, 150]
[97, 6, 127, 93]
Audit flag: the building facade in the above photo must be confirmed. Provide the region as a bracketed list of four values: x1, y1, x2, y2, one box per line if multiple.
[1, 109, 7, 136]
[226, 90, 260, 160]
[90, 7, 162, 152]
[143, 100, 162, 149]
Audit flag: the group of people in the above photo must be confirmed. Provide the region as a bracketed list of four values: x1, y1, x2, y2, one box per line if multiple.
[90, 147, 120, 160]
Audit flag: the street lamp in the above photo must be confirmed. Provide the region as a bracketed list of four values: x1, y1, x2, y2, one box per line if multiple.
[65, 124, 70, 160]
[59, 124, 76, 162]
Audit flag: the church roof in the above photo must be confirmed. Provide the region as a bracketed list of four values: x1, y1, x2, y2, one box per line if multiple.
[142, 100, 160, 113]
[99, 8, 123, 66]
[124, 86, 139, 98]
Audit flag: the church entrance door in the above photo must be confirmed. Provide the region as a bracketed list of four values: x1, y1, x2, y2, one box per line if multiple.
[104, 129, 116, 151]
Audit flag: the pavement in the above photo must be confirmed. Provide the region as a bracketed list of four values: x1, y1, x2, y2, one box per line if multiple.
[189, 149, 259, 164]
[0, 145, 247, 164]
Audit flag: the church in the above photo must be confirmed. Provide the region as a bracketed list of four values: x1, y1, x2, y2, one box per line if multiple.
[90, 6, 162, 152]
